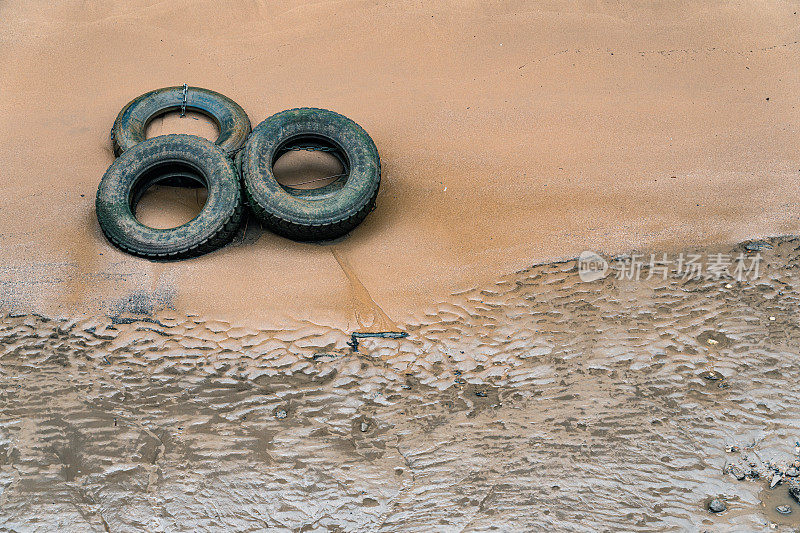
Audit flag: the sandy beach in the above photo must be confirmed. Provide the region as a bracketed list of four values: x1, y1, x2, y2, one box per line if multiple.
[2, 1, 800, 531]
[2, 236, 800, 531]
[1, 0, 799, 328]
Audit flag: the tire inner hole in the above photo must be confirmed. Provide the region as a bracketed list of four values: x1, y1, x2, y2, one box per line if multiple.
[132, 161, 208, 230]
[273, 144, 346, 191]
[145, 110, 219, 141]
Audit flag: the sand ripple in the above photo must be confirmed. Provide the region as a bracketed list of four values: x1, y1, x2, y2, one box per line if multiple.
[2, 237, 800, 531]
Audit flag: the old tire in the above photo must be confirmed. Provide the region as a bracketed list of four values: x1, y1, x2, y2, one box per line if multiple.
[241, 108, 381, 241]
[111, 86, 251, 158]
[96, 134, 244, 260]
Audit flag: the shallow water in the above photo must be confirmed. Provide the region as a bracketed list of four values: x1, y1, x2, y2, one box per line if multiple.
[2, 236, 800, 531]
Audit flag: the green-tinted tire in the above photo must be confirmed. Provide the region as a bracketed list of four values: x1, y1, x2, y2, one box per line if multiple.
[111, 86, 251, 158]
[241, 108, 381, 241]
[96, 134, 243, 260]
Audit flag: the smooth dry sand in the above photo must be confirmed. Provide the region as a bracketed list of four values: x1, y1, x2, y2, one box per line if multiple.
[1, 1, 799, 329]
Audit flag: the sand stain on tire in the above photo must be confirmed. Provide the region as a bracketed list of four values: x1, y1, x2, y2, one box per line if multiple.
[241, 108, 381, 241]
[95, 134, 244, 260]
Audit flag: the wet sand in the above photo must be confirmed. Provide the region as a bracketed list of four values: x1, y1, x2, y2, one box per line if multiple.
[3, 2, 800, 530]
[1, 1, 800, 328]
[2, 236, 800, 531]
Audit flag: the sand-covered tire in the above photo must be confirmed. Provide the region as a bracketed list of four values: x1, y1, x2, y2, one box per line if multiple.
[241, 108, 381, 241]
[96, 134, 244, 260]
[111, 86, 251, 158]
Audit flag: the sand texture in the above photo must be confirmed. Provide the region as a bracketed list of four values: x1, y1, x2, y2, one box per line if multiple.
[1, 0, 799, 326]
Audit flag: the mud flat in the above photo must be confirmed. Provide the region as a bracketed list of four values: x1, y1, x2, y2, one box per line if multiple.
[1, 236, 799, 530]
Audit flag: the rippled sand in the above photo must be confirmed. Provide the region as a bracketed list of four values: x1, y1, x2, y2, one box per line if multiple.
[2, 236, 800, 531]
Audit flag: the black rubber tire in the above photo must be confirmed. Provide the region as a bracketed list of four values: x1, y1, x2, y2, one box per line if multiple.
[241, 108, 381, 241]
[96, 134, 244, 260]
[111, 86, 251, 158]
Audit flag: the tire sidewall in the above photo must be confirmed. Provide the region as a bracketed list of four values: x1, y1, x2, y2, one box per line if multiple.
[96, 134, 241, 258]
[111, 86, 251, 158]
[242, 108, 380, 227]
